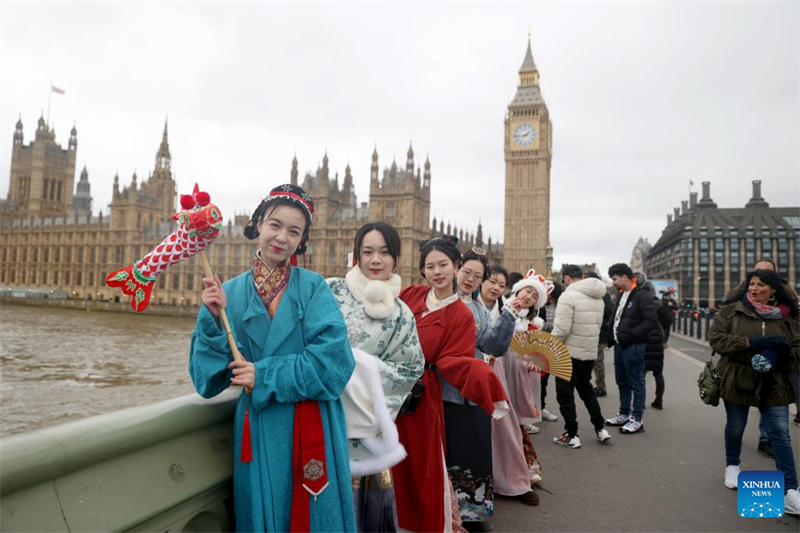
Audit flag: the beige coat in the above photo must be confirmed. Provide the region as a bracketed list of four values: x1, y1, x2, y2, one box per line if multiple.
[551, 278, 607, 361]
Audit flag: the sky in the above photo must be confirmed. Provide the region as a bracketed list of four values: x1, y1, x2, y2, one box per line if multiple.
[1, 2, 798, 275]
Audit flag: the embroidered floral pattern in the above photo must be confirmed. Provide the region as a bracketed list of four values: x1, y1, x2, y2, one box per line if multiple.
[252, 252, 290, 310]
[304, 458, 325, 482]
[326, 277, 424, 464]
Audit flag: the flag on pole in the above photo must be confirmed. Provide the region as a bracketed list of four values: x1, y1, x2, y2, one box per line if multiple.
[51, 85, 65, 95]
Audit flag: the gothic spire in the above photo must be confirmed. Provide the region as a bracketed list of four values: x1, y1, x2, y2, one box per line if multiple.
[519, 35, 538, 74]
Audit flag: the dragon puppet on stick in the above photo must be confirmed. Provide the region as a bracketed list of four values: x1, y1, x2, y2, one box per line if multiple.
[106, 184, 244, 362]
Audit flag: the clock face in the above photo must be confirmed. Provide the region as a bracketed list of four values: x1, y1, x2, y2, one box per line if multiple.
[514, 124, 537, 147]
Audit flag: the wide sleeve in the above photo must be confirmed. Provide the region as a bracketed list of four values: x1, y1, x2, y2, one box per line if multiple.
[250, 279, 356, 411]
[435, 306, 509, 416]
[375, 307, 425, 419]
[551, 293, 575, 340]
[189, 303, 236, 399]
[477, 308, 515, 357]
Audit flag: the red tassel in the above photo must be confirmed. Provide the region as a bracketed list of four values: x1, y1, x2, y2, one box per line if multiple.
[241, 404, 253, 463]
[290, 254, 298, 267]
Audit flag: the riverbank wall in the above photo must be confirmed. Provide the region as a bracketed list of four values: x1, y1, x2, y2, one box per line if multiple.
[0, 296, 201, 317]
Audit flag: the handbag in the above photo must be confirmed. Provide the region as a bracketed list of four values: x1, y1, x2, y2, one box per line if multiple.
[698, 351, 721, 406]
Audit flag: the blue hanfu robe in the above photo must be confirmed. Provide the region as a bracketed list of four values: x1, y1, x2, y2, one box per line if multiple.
[189, 267, 357, 533]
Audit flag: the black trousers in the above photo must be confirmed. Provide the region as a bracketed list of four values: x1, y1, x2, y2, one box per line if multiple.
[556, 358, 606, 438]
[647, 370, 665, 402]
[541, 372, 550, 410]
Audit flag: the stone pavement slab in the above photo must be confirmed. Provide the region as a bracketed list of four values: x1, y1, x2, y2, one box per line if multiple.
[490, 340, 800, 532]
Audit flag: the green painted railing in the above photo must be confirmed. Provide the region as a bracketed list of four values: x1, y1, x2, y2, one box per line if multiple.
[1, 389, 240, 532]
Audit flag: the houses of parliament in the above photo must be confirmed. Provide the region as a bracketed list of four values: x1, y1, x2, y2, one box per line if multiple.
[0, 39, 553, 309]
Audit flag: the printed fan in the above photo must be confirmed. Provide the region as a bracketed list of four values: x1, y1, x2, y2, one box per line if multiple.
[509, 330, 572, 381]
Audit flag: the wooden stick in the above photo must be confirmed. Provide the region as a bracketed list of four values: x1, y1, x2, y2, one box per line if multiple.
[198, 250, 244, 362]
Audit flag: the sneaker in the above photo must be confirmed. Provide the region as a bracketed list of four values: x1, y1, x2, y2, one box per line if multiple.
[530, 473, 543, 486]
[541, 409, 559, 422]
[651, 400, 663, 410]
[593, 388, 607, 397]
[794, 416, 800, 428]
[605, 413, 631, 426]
[757, 441, 774, 459]
[785, 489, 800, 515]
[724, 465, 740, 490]
[525, 424, 540, 434]
[553, 433, 581, 448]
[620, 418, 644, 434]
[596, 428, 611, 443]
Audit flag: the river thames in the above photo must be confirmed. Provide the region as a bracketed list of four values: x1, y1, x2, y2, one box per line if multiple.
[0, 303, 199, 436]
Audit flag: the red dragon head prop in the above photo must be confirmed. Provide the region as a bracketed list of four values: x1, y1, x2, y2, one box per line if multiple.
[106, 184, 223, 312]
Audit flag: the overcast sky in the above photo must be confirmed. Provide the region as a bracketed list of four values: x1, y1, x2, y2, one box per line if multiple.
[1, 2, 798, 274]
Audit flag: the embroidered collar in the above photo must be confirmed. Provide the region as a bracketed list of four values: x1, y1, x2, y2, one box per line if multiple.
[252, 250, 290, 310]
[345, 267, 401, 320]
[458, 290, 473, 304]
[425, 288, 458, 315]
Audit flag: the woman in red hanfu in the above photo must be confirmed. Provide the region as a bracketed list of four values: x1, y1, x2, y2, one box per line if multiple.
[391, 235, 509, 533]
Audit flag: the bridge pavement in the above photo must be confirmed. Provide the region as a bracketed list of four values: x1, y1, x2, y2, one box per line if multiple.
[491, 334, 800, 532]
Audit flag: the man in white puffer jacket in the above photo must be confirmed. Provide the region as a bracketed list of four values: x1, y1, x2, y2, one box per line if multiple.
[551, 265, 611, 449]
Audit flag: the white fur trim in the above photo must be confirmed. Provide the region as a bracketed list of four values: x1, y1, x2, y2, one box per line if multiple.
[345, 267, 400, 319]
[347, 349, 408, 476]
[532, 316, 545, 330]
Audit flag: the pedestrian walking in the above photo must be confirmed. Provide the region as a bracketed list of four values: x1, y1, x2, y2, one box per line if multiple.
[709, 269, 800, 515]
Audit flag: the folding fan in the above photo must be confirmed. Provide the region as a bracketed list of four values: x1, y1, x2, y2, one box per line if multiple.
[509, 330, 573, 381]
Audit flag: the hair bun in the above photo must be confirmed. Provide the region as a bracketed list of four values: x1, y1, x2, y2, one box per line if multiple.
[442, 234, 459, 246]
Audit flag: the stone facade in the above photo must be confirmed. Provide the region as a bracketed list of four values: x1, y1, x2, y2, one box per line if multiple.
[504, 38, 553, 275]
[0, 122, 496, 308]
[645, 181, 799, 307]
[630, 237, 652, 274]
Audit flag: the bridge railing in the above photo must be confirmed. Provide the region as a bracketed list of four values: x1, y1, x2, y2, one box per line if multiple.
[1, 389, 239, 532]
[672, 309, 716, 342]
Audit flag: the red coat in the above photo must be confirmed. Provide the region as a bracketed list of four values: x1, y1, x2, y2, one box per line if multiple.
[392, 285, 509, 532]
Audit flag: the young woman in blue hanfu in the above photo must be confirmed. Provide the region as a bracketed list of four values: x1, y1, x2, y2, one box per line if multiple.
[189, 184, 357, 533]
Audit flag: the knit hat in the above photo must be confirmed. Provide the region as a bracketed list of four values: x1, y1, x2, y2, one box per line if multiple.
[511, 269, 548, 310]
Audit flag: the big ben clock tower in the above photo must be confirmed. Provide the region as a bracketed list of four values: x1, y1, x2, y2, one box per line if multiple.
[504, 36, 553, 276]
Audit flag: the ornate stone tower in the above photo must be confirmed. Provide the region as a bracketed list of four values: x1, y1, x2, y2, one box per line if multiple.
[503, 36, 553, 275]
[71, 165, 93, 217]
[7, 115, 77, 218]
[369, 143, 431, 285]
[110, 119, 177, 231]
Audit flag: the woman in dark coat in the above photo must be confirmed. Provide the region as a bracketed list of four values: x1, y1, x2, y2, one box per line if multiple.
[709, 269, 800, 515]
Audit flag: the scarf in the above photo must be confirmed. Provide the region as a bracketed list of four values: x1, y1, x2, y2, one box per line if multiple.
[745, 293, 784, 320]
[345, 267, 401, 319]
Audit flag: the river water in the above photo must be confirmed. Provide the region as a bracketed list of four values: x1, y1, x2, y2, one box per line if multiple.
[0, 303, 199, 436]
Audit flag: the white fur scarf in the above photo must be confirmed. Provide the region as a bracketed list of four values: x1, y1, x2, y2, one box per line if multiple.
[345, 267, 401, 320]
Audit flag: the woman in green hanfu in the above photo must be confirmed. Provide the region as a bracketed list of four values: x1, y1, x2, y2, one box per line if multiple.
[190, 184, 356, 533]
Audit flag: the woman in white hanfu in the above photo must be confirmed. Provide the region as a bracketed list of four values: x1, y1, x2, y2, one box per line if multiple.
[327, 222, 425, 533]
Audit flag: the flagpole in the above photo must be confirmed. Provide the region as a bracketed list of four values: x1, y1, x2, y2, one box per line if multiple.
[47, 82, 52, 127]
